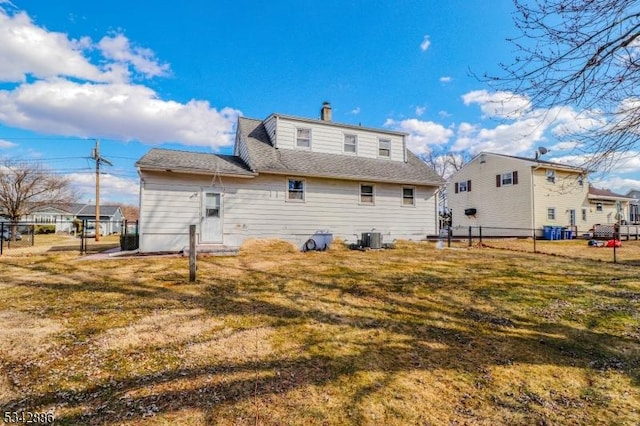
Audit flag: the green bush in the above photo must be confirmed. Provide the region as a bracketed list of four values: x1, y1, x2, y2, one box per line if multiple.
[35, 225, 56, 234]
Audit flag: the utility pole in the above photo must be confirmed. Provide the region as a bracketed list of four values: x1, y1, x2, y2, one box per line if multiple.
[92, 139, 113, 242]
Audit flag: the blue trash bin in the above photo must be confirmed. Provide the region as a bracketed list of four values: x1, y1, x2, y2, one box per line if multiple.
[553, 226, 562, 240]
[562, 228, 568, 240]
[544, 226, 553, 240]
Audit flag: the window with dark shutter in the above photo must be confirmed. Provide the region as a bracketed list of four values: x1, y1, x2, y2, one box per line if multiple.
[467, 180, 472, 191]
[513, 171, 518, 185]
[455, 182, 459, 193]
[496, 174, 501, 187]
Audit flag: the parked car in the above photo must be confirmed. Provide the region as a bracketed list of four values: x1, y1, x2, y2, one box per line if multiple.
[0, 228, 22, 241]
[82, 224, 103, 238]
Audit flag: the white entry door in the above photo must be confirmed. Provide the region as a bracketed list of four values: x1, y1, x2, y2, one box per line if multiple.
[201, 191, 223, 243]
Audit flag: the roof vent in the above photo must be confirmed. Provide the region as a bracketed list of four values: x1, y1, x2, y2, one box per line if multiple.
[320, 102, 332, 121]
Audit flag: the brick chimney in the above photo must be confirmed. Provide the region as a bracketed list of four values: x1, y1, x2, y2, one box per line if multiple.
[320, 102, 332, 121]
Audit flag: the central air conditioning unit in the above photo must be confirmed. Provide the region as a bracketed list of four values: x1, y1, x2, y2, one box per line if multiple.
[464, 208, 477, 216]
[361, 232, 383, 249]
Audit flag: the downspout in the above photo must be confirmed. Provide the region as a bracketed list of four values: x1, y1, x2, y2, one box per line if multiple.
[531, 166, 538, 241]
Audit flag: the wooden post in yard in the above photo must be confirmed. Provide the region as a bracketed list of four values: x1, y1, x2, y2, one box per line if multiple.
[189, 224, 196, 282]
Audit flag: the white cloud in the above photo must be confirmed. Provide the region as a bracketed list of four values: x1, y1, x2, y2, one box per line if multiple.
[67, 172, 139, 204]
[0, 6, 240, 150]
[452, 118, 547, 156]
[0, 9, 110, 83]
[350, 107, 361, 115]
[0, 139, 17, 148]
[439, 76, 452, 83]
[462, 90, 531, 119]
[415, 106, 426, 116]
[385, 118, 453, 154]
[0, 79, 240, 148]
[98, 34, 169, 79]
[438, 110, 451, 119]
[420, 35, 431, 52]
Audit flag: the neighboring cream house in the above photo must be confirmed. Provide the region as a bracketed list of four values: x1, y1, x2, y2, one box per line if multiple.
[447, 152, 600, 237]
[136, 103, 444, 252]
[22, 204, 124, 234]
[587, 187, 634, 226]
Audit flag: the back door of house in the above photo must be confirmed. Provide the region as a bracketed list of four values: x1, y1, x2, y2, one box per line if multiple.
[201, 191, 223, 243]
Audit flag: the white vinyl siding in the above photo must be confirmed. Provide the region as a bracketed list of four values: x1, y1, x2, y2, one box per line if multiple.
[273, 117, 405, 160]
[138, 171, 438, 252]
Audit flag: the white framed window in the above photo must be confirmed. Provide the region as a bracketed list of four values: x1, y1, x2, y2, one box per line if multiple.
[547, 208, 556, 220]
[546, 169, 556, 183]
[596, 203, 603, 212]
[296, 128, 311, 148]
[360, 183, 375, 204]
[402, 187, 415, 206]
[378, 139, 391, 157]
[501, 172, 513, 186]
[582, 208, 587, 222]
[287, 178, 305, 202]
[458, 181, 468, 192]
[344, 134, 357, 154]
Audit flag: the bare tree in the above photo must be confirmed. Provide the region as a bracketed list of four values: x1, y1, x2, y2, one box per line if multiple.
[0, 161, 74, 239]
[488, 0, 640, 169]
[421, 151, 470, 230]
[421, 152, 470, 180]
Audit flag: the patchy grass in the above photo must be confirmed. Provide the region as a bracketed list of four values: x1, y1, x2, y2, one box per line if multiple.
[1, 241, 640, 425]
[479, 238, 640, 265]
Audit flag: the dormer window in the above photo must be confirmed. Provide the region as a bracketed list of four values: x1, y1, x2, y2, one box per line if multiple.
[296, 128, 311, 148]
[378, 139, 391, 157]
[344, 134, 357, 154]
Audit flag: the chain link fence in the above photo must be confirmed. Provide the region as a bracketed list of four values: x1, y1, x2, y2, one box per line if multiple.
[438, 225, 640, 265]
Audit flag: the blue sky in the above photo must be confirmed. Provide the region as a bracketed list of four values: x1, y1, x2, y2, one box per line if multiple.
[0, 0, 638, 205]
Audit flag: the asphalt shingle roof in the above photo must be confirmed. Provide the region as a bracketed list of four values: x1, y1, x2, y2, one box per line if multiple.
[135, 117, 444, 187]
[136, 148, 255, 177]
[238, 117, 444, 186]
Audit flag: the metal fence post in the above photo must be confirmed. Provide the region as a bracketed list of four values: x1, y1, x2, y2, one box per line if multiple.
[189, 224, 196, 282]
[0, 222, 3, 256]
[468, 226, 472, 247]
[479, 226, 483, 246]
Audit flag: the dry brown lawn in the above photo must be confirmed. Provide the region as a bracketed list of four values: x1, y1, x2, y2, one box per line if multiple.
[1, 239, 640, 425]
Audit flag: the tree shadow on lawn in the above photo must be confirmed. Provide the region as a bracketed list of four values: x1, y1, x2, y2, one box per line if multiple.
[2, 256, 640, 424]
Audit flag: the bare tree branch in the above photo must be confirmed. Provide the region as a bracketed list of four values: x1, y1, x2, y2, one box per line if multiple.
[0, 161, 75, 225]
[486, 0, 640, 170]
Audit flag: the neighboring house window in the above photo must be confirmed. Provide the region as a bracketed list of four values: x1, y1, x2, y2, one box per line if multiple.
[582, 208, 587, 222]
[496, 171, 518, 187]
[296, 128, 311, 148]
[378, 139, 391, 157]
[455, 180, 471, 193]
[546, 169, 556, 183]
[596, 203, 603, 212]
[287, 178, 305, 201]
[360, 184, 374, 204]
[547, 208, 556, 220]
[578, 175, 584, 186]
[402, 187, 415, 206]
[344, 134, 357, 154]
